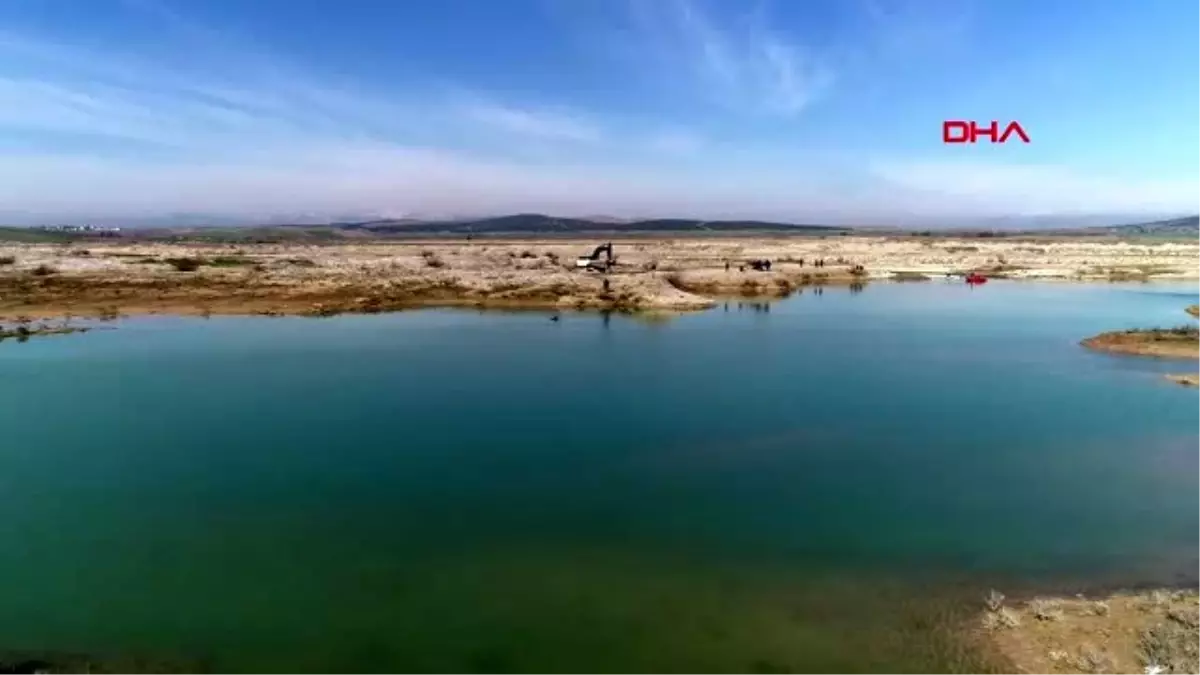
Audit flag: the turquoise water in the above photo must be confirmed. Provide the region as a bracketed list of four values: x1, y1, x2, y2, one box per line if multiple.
[1, 281, 1196, 672]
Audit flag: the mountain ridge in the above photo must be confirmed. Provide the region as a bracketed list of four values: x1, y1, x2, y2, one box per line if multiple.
[340, 213, 850, 234]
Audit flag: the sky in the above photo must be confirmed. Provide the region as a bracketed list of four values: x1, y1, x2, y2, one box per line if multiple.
[0, 0, 1196, 226]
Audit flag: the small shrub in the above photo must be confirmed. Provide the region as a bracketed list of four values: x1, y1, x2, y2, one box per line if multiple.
[31, 264, 56, 276]
[421, 250, 446, 268]
[1028, 598, 1064, 622]
[0, 255, 15, 266]
[519, 250, 537, 259]
[165, 257, 204, 272]
[1074, 645, 1114, 674]
[985, 589, 1005, 612]
[284, 257, 317, 267]
[981, 607, 1021, 630]
[70, 249, 91, 257]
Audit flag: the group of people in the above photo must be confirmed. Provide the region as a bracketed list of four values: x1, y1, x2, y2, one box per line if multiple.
[725, 257, 844, 271]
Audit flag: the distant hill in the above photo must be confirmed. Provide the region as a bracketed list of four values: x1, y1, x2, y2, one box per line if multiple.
[1081, 216, 1198, 236]
[0, 226, 76, 243]
[345, 213, 847, 234]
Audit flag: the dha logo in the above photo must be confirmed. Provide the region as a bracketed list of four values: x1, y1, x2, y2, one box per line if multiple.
[943, 120, 1030, 144]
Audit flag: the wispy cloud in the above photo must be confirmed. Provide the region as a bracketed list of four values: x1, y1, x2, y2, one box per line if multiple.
[860, 0, 975, 59]
[0, 1, 1192, 224]
[460, 100, 603, 143]
[0, 10, 713, 220]
[606, 0, 834, 116]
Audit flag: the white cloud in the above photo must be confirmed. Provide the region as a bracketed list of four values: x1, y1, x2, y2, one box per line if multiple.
[460, 101, 603, 143]
[618, 0, 834, 116]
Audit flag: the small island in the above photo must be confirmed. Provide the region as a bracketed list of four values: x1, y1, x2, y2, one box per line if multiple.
[1080, 325, 1199, 359]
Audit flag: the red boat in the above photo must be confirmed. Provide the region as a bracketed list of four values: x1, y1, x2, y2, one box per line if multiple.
[965, 273, 988, 285]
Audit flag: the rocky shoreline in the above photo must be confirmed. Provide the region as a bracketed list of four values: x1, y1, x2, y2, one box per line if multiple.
[0, 237, 873, 319]
[980, 588, 1198, 674]
[1080, 327, 1199, 360]
[1, 236, 1195, 321]
[0, 320, 88, 342]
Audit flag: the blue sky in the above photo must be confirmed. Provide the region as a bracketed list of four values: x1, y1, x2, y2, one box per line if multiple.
[0, 0, 1196, 224]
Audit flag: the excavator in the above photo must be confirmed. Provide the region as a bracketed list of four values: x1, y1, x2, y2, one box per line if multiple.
[576, 243, 615, 272]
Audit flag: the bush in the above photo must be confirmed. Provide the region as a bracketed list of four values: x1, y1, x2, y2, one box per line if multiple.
[165, 257, 204, 272]
[31, 264, 57, 276]
[0, 255, 14, 266]
[421, 250, 446, 268]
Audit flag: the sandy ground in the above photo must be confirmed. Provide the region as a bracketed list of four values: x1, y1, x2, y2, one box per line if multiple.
[1080, 329, 1199, 359]
[982, 590, 1199, 674]
[0, 235, 1196, 320]
[1164, 373, 1199, 387]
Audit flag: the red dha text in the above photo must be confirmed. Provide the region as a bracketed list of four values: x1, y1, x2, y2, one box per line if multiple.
[943, 121, 1030, 144]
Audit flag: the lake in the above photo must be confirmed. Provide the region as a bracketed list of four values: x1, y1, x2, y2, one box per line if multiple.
[1, 281, 1196, 672]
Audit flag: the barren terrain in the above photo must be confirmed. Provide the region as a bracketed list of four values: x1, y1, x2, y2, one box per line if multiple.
[1165, 373, 1199, 387]
[982, 589, 1199, 674]
[1080, 327, 1200, 360]
[0, 235, 1196, 320]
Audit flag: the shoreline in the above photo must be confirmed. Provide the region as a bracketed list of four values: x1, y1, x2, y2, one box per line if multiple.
[1, 237, 1196, 321]
[1165, 373, 1199, 387]
[0, 321, 89, 341]
[1080, 328, 1199, 360]
[979, 588, 1199, 674]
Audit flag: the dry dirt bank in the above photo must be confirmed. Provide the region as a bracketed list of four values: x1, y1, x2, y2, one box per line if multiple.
[1080, 328, 1199, 360]
[0, 236, 1196, 320]
[981, 589, 1198, 674]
